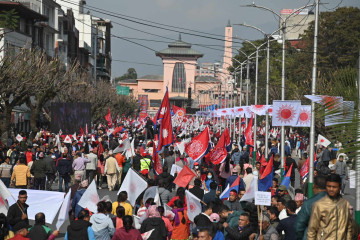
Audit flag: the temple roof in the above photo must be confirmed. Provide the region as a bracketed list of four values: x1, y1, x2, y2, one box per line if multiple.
[156, 34, 203, 58]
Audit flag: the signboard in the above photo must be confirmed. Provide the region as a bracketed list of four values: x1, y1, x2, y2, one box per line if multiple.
[280, 8, 309, 15]
[255, 191, 271, 206]
[138, 95, 148, 116]
[116, 86, 130, 95]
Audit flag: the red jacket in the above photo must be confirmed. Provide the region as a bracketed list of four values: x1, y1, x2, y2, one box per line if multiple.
[9, 234, 30, 240]
[26, 151, 33, 164]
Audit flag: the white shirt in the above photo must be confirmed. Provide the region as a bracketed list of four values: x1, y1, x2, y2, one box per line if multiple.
[279, 209, 288, 220]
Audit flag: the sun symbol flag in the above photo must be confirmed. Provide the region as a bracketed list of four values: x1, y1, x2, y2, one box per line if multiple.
[185, 190, 202, 222]
[185, 127, 211, 162]
[250, 105, 271, 116]
[233, 107, 245, 117]
[268, 107, 273, 116]
[293, 105, 311, 127]
[272, 100, 301, 126]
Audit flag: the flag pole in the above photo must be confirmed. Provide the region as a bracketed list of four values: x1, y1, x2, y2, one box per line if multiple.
[308, 0, 320, 198]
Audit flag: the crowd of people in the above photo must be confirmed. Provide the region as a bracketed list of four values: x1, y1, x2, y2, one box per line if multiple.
[0, 119, 358, 240]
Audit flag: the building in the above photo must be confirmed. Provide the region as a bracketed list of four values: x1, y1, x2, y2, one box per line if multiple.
[94, 17, 112, 81]
[280, 8, 315, 48]
[0, 1, 48, 59]
[119, 33, 234, 114]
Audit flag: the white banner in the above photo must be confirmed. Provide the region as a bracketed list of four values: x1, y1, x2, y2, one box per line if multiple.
[272, 100, 301, 126]
[8, 189, 64, 224]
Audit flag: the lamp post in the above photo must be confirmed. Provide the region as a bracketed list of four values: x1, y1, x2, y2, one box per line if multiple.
[244, 2, 316, 179]
[234, 24, 282, 160]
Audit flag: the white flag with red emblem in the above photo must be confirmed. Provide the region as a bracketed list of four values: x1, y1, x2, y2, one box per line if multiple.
[268, 106, 273, 116]
[64, 135, 72, 144]
[250, 105, 271, 116]
[78, 180, 99, 213]
[233, 106, 245, 117]
[118, 168, 148, 206]
[15, 134, 23, 142]
[293, 105, 311, 127]
[272, 100, 301, 126]
[243, 106, 253, 118]
[0, 179, 13, 215]
[141, 229, 155, 240]
[185, 190, 202, 222]
[185, 127, 210, 162]
[317, 134, 331, 147]
[107, 128, 114, 136]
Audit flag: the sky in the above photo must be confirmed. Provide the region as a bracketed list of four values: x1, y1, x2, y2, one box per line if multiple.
[81, 0, 360, 78]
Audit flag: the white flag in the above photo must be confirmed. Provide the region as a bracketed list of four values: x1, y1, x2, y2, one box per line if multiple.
[15, 134, 23, 142]
[0, 179, 13, 215]
[78, 180, 99, 213]
[141, 229, 155, 240]
[272, 100, 301, 126]
[125, 139, 135, 159]
[317, 134, 331, 147]
[64, 135, 72, 144]
[114, 138, 131, 153]
[56, 189, 71, 230]
[250, 105, 271, 116]
[72, 133, 77, 141]
[118, 168, 148, 206]
[240, 177, 257, 202]
[185, 190, 202, 222]
[293, 105, 311, 127]
[175, 141, 186, 155]
[143, 186, 161, 207]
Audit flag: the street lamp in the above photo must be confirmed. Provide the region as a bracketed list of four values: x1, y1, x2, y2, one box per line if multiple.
[243, 2, 316, 179]
[234, 23, 282, 159]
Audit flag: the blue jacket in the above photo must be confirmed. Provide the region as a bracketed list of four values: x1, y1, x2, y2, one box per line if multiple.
[72, 189, 86, 218]
[294, 191, 327, 240]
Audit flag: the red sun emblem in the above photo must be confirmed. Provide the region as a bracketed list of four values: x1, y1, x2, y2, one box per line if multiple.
[320, 139, 325, 143]
[298, 109, 310, 124]
[222, 110, 227, 113]
[276, 104, 296, 124]
[129, 182, 136, 193]
[189, 203, 196, 212]
[237, 108, 243, 112]
[254, 105, 265, 109]
[269, 108, 273, 113]
[321, 96, 340, 110]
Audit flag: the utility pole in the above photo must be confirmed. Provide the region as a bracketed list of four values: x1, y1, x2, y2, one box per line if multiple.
[253, 48, 259, 165]
[308, 0, 320, 198]
[356, 50, 360, 225]
[280, 20, 286, 181]
[265, 36, 270, 159]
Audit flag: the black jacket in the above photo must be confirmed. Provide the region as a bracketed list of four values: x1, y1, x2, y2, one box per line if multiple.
[28, 224, 52, 240]
[276, 214, 297, 240]
[140, 217, 167, 240]
[189, 186, 204, 200]
[44, 157, 56, 174]
[132, 154, 142, 172]
[225, 224, 255, 240]
[155, 172, 174, 189]
[7, 201, 29, 227]
[203, 190, 217, 205]
[31, 158, 47, 178]
[194, 213, 212, 228]
[67, 219, 92, 240]
[57, 158, 72, 176]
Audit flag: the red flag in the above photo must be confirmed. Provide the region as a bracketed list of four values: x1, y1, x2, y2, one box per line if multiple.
[217, 128, 232, 152]
[113, 126, 124, 135]
[208, 147, 227, 165]
[153, 141, 163, 175]
[172, 105, 186, 118]
[185, 127, 210, 162]
[173, 165, 196, 188]
[157, 100, 174, 152]
[105, 108, 113, 127]
[245, 114, 254, 146]
[80, 127, 84, 136]
[154, 89, 170, 126]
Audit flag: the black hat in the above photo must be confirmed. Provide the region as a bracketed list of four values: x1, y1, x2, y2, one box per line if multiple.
[13, 222, 30, 232]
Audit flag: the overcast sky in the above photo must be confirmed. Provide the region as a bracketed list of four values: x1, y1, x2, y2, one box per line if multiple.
[84, 0, 359, 78]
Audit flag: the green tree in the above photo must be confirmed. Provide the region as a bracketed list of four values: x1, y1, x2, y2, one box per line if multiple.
[115, 68, 137, 83]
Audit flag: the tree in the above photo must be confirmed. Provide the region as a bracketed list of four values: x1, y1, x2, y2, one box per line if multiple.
[114, 67, 137, 83]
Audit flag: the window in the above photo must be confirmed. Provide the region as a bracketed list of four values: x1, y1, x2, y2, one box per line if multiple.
[143, 89, 159, 93]
[172, 62, 186, 92]
[150, 100, 162, 107]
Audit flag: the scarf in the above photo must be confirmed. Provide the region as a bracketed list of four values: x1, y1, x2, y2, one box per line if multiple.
[172, 208, 184, 226]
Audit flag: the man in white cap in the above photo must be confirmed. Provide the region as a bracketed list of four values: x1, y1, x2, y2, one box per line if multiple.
[105, 150, 118, 191]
